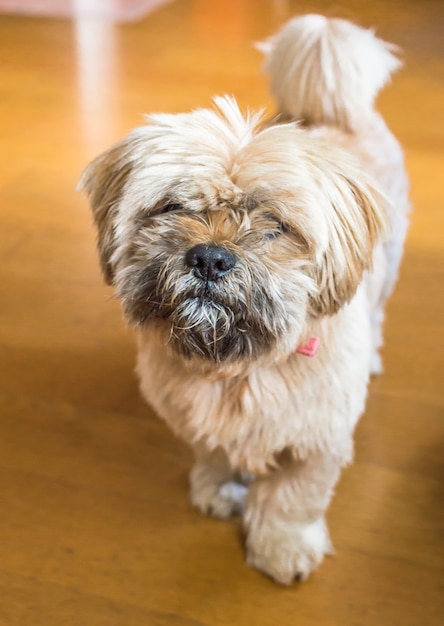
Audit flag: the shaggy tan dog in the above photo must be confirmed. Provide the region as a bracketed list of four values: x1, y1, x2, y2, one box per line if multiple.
[80, 15, 410, 584]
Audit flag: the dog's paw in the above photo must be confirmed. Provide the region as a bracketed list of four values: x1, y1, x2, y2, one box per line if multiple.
[370, 350, 383, 376]
[192, 480, 248, 518]
[191, 480, 248, 519]
[246, 517, 332, 585]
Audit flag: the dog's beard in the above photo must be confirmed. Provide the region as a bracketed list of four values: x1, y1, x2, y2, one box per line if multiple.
[170, 295, 258, 361]
[117, 260, 288, 363]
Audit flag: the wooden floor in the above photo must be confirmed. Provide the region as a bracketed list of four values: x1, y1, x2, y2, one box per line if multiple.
[1, 1, 443, 624]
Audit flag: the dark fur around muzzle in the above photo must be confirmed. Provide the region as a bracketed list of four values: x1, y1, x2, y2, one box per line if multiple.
[116, 255, 288, 363]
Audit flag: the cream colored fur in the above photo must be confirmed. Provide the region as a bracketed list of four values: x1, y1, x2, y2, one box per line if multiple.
[80, 15, 410, 584]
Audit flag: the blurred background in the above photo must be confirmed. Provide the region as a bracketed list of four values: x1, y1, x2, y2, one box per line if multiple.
[0, 1, 443, 625]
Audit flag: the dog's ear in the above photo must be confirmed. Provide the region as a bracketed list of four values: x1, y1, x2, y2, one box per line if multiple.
[78, 138, 136, 285]
[307, 157, 390, 317]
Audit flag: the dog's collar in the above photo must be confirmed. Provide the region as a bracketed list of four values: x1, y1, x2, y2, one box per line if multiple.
[295, 337, 320, 357]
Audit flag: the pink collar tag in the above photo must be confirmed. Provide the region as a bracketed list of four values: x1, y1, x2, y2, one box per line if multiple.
[295, 337, 320, 357]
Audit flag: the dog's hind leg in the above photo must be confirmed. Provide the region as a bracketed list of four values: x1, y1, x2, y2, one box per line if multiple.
[190, 445, 249, 519]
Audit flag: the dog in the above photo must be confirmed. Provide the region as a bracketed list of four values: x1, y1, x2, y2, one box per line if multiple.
[80, 15, 410, 584]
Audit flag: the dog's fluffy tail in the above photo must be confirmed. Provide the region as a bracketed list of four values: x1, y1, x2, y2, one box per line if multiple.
[259, 14, 402, 132]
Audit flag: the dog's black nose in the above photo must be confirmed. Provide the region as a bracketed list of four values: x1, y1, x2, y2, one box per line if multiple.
[185, 244, 236, 281]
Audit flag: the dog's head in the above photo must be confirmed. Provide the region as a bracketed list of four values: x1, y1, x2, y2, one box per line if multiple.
[80, 97, 387, 364]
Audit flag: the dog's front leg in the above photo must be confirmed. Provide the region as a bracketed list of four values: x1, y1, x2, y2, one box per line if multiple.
[244, 452, 344, 584]
[190, 445, 249, 519]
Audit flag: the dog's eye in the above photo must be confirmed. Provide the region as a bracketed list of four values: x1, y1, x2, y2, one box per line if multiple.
[264, 217, 287, 239]
[159, 202, 183, 215]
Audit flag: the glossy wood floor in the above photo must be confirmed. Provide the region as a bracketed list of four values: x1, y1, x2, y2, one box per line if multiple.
[0, 1, 443, 624]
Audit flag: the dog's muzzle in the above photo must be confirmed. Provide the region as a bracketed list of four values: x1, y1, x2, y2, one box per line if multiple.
[121, 242, 282, 362]
[185, 244, 236, 282]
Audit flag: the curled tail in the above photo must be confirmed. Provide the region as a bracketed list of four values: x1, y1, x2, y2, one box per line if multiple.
[259, 14, 402, 132]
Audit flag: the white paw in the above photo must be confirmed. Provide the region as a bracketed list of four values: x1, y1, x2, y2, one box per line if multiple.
[370, 350, 383, 375]
[246, 517, 333, 585]
[191, 480, 248, 519]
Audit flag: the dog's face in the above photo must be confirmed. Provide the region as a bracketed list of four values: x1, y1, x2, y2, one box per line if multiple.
[80, 97, 387, 365]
